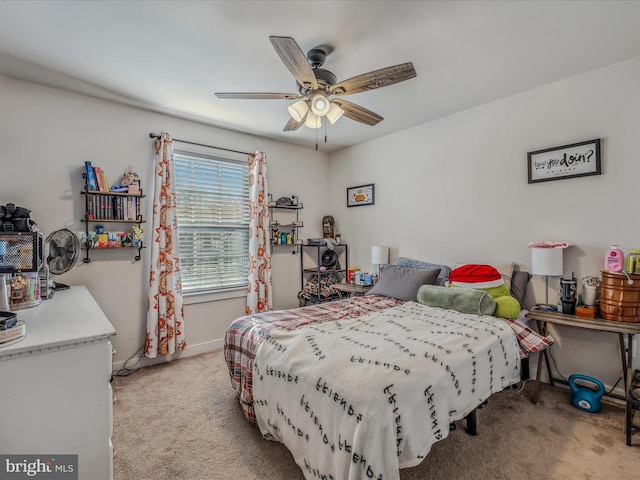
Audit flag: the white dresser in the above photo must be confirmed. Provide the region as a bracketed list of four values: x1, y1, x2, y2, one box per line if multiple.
[0, 286, 116, 479]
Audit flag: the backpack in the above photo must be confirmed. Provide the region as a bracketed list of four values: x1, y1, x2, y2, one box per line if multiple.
[0, 203, 39, 232]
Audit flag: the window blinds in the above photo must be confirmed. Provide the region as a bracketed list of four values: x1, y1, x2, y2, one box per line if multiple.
[173, 151, 250, 293]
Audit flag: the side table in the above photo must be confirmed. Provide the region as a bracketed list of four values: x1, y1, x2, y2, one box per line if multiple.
[525, 309, 640, 404]
[331, 283, 372, 299]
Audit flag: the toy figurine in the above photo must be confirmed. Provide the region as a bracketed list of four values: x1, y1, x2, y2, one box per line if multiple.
[120, 164, 140, 186]
[322, 215, 335, 238]
[120, 172, 140, 186]
[132, 224, 144, 247]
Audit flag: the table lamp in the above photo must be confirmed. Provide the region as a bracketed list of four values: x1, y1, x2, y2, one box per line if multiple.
[531, 247, 564, 308]
[371, 246, 389, 276]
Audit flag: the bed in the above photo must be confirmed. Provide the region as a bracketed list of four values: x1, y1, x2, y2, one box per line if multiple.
[224, 261, 552, 480]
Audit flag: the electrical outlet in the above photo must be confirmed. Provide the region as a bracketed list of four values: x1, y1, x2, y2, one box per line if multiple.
[623, 337, 637, 358]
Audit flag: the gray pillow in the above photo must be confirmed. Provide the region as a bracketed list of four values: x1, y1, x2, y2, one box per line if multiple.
[396, 257, 451, 286]
[417, 284, 496, 316]
[510, 271, 532, 305]
[366, 265, 440, 301]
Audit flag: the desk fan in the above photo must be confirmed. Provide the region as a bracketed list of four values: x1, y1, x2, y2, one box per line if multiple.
[42, 228, 79, 298]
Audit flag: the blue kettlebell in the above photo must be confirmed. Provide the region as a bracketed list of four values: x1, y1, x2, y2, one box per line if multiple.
[568, 374, 605, 413]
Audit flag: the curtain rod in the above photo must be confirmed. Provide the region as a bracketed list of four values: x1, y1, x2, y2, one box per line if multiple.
[148, 133, 251, 156]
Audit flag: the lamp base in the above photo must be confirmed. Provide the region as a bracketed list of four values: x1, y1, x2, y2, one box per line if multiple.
[536, 275, 558, 312]
[533, 303, 558, 312]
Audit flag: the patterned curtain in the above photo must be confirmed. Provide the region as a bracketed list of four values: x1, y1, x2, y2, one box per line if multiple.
[144, 132, 186, 358]
[246, 151, 273, 314]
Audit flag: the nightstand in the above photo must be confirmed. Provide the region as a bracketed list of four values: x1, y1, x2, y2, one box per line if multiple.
[331, 283, 372, 299]
[525, 309, 640, 404]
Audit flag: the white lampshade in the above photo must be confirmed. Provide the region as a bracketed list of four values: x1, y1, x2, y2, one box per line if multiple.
[288, 100, 309, 122]
[310, 93, 331, 116]
[371, 246, 390, 265]
[304, 111, 322, 129]
[531, 248, 564, 276]
[326, 102, 345, 124]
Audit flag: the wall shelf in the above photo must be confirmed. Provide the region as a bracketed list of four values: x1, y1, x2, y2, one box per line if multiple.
[80, 172, 145, 263]
[268, 194, 303, 254]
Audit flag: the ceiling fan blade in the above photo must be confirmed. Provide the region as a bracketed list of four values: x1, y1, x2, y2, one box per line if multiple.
[331, 99, 383, 126]
[269, 36, 318, 91]
[329, 62, 416, 96]
[283, 116, 304, 132]
[215, 92, 302, 100]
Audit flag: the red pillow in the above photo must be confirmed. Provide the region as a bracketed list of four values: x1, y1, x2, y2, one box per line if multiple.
[449, 264, 504, 289]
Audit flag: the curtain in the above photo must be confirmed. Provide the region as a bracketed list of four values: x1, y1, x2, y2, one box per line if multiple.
[145, 132, 186, 358]
[246, 151, 273, 314]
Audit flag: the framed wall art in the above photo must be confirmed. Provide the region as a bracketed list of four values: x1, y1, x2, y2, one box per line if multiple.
[527, 138, 601, 184]
[346, 183, 375, 207]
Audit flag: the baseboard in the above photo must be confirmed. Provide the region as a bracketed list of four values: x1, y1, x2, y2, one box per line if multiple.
[111, 338, 224, 373]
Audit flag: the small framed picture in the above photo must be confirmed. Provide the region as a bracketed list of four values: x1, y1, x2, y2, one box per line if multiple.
[347, 184, 375, 207]
[527, 139, 601, 184]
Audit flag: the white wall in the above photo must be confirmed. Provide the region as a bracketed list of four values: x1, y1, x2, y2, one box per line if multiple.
[328, 56, 640, 395]
[4, 54, 640, 392]
[0, 75, 329, 367]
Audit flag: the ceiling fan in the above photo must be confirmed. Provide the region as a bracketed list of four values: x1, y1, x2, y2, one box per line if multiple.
[215, 36, 417, 132]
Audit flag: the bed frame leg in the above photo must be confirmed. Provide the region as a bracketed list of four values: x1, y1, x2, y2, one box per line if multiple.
[465, 409, 477, 436]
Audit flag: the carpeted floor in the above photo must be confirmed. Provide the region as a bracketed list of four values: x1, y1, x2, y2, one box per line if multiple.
[111, 350, 640, 480]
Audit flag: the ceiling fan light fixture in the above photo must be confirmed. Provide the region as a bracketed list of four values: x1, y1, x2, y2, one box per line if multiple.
[326, 102, 344, 125]
[310, 93, 330, 117]
[304, 111, 322, 129]
[287, 100, 309, 122]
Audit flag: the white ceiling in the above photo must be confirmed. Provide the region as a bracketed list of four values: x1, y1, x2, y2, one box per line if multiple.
[2, 1, 640, 153]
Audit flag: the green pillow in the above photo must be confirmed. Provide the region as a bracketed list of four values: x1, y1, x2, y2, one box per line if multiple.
[494, 295, 521, 319]
[417, 285, 496, 316]
[479, 283, 511, 299]
[474, 283, 521, 318]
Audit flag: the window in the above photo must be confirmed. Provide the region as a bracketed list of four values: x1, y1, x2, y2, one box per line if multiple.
[173, 150, 249, 295]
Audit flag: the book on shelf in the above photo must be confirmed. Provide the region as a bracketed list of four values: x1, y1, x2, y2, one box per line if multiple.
[87, 195, 96, 219]
[94, 166, 106, 192]
[101, 169, 110, 192]
[106, 195, 112, 219]
[84, 161, 98, 191]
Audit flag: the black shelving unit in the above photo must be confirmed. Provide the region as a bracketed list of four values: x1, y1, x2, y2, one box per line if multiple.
[300, 243, 348, 304]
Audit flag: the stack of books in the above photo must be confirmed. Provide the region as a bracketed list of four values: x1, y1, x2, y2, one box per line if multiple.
[84, 161, 112, 192]
[85, 195, 140, 221]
